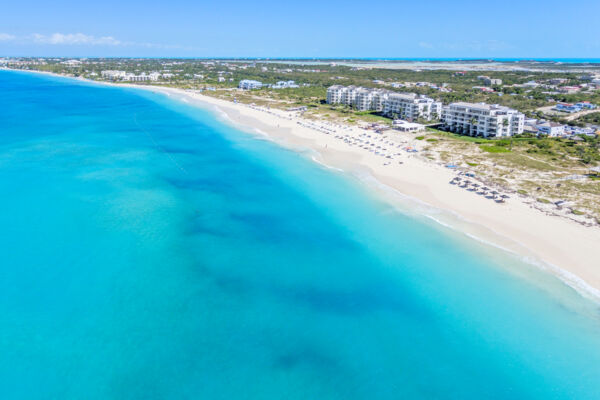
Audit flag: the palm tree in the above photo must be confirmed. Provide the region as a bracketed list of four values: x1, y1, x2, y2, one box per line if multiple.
[503, 119, 512, 150]
[470, 117, 478, 136]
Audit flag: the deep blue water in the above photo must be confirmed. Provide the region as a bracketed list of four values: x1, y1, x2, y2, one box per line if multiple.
[0, 70, 599, 399]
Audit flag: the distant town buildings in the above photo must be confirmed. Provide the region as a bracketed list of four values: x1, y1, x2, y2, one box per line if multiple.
[472, 86, 495, 93]
[558, 86, 581, 94]
[239, 79, 263, 90]
[554, 102, 597, 113]
[441, 102, 525, 138]
[61, 59, 82, 67]
[326, 85, 442, 120]
[520, 81, 540, 88]
[547, 78, 568, 85]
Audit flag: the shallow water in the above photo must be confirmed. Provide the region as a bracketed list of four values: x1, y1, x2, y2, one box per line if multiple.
[0, 70, 599, 399]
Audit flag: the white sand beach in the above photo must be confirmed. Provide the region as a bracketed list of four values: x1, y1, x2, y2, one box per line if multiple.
[15, 70, 600, 299]
[141, 86, 600, 300]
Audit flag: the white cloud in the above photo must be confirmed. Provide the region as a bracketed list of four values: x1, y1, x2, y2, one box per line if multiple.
[31, 33, 122, 46]
[0, 32, 191, 51]
[418, 42, 434, 49]
[0, 33, 16, 41]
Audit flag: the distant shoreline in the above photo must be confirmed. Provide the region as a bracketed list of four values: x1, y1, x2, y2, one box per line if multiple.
[7, 68, 600, 302]
[247, 59, 600, 73]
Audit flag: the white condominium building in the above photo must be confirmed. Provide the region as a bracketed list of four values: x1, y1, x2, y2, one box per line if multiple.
[442, 102, 525, 137]
[341, 85, 359, 106]
[383, 93, 442, 121]
[326, 85, 440, 119]
[123, 73, 152, 82]
[354, 88, 374, 111]
[327, 85, 361, 107]
[326, 85, 345, 104]
[101, 71, 160, 82]
[101, 70, 127, 80]
[371, 90, 388, 112]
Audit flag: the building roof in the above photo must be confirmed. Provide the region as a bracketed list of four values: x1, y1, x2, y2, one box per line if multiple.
[537, 122, 564, 128]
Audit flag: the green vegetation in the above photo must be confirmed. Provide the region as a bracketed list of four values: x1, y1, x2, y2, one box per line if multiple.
[481, 145, 511, 153]
[415, 136, 425, 140]
[575, 112, 600, 125]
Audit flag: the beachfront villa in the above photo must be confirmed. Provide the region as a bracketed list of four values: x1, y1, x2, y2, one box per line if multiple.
[239, 79, 263, 90]
[441, 102, 525, 137]
[536, 122, 566, 137]
[392, 120, 425, 133]
[326, 85, 441, 120]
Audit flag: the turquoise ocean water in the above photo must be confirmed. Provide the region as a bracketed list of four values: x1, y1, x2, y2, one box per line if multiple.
[0, 70, 599, 399]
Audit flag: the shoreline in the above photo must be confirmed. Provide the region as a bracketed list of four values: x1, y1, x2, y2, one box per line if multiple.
[152, 86, 600, 301]
[7, 69, 600, 300]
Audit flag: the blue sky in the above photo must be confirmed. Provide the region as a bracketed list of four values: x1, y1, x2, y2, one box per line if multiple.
[1, 0, 599, 58]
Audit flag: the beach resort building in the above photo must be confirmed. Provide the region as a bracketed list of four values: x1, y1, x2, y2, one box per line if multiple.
[100, 71, 160, 82]
[326, 85, 345, 104]
[383, 93, 442, 121]
[341, 86, 359, 106]
[124, 73, 158, 82]
[326, 85, 441, 120]
[371, 90, 388, 112]
[354, 88, 375, 111]
[101, 70, 127, 80]
[441, 102, 525, 137]
[239, 79, 263, 90]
